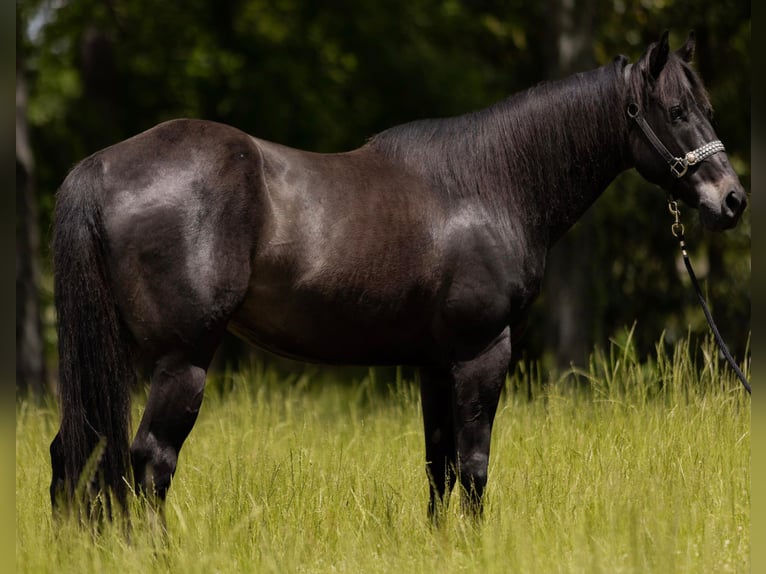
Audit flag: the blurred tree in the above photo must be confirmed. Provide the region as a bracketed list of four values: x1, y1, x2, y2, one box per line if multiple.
[16, 5, 46, 395]
[539, 0, 599, 370]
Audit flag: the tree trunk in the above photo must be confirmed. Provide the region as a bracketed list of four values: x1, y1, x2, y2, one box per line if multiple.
[542, 0, 597, 370]
[16, 50, 47, 396]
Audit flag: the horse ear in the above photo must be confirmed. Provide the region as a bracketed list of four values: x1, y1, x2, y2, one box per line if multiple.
[648, 30, 670, 79]
[677, 30, 696, 63]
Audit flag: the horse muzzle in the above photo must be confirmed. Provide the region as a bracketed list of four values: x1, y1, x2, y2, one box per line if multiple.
[698, 178, 747, 231]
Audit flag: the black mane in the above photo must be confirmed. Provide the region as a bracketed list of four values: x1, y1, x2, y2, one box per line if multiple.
[368, 57, 632, 243]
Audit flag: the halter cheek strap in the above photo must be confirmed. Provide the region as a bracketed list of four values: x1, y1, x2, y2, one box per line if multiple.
[627, 102, 726, 178]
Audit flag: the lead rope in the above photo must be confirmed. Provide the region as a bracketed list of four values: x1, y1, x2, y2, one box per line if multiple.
[667, 199, 751, 394]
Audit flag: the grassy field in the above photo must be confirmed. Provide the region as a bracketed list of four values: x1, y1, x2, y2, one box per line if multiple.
[16, 334, 750, 573]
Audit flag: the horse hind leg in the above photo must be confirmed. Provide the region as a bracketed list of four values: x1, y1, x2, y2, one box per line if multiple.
[130, 354, 208, 502]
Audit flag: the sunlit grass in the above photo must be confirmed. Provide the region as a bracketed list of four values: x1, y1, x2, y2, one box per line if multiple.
[16, 334, 750, 573]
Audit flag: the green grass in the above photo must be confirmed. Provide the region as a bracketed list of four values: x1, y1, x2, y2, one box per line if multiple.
[16, 334, 750, 573]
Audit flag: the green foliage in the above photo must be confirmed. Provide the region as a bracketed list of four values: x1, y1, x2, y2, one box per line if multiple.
[16, 335, 750, 572]
[18, 0, 750, 366]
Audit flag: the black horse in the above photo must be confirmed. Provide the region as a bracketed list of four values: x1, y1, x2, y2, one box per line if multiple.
[50, 32, 746, 520]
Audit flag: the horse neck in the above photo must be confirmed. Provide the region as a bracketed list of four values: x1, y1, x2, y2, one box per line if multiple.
[492, 62, 632, 246]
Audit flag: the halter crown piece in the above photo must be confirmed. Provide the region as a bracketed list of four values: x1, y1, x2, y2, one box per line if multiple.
[627, 103, 725, 178]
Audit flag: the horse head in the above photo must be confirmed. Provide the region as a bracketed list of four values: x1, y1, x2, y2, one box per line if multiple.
[626, 31, 746, 231]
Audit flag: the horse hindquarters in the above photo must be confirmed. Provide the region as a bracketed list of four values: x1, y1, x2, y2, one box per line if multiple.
[421, 327, 511, 520]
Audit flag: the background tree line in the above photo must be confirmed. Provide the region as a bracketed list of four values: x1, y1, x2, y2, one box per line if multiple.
[16, 0, 750, 394]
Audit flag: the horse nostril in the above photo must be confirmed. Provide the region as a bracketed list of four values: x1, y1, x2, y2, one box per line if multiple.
[725, 190, 746, 215]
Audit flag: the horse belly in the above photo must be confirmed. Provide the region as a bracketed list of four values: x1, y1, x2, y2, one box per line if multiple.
[228, 277, 434, 365]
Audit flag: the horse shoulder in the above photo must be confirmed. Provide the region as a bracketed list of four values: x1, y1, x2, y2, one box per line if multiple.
[432, 208, 546, 346]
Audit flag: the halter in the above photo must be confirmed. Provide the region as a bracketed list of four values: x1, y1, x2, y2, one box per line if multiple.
[626, 102, 725, 178]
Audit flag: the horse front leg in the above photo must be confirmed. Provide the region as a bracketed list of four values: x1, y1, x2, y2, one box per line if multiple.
[451, 327, 511, 516]
[420, 365, 457, 523]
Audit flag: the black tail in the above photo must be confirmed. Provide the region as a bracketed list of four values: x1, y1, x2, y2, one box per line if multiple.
[50, 155, 135, 513]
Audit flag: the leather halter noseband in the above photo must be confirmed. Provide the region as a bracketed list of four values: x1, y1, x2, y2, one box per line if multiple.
[627, 102, 725, 179]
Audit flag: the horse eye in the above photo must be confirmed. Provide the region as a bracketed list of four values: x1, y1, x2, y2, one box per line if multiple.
[669, 106, 685, 122]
